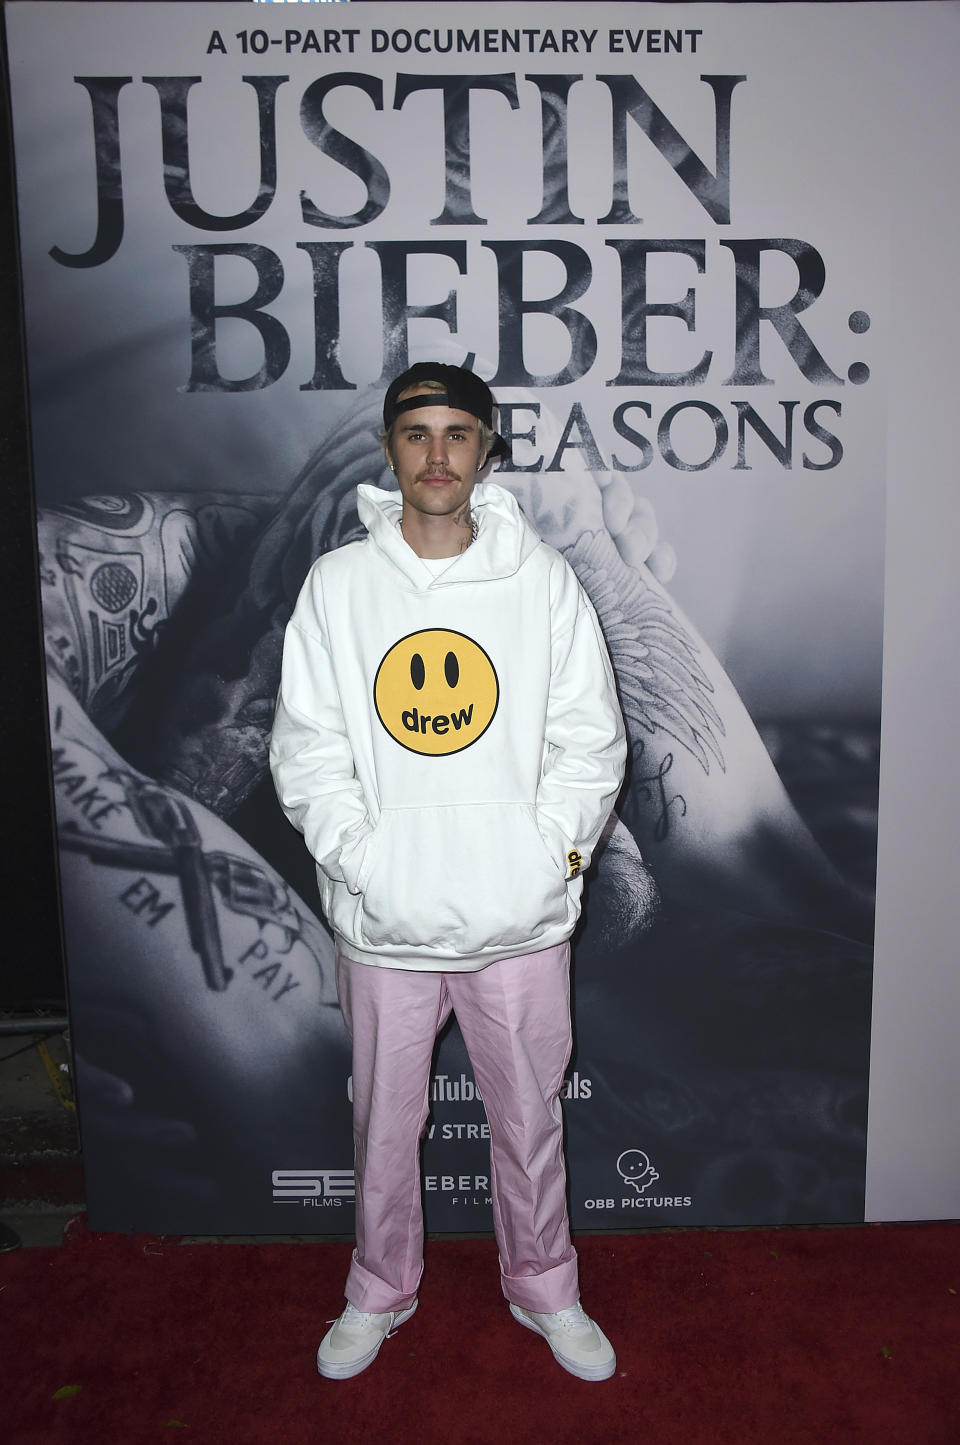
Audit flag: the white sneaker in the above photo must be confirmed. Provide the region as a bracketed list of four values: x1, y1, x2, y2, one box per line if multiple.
[509, 1301, 616, 1381]
[316, 1299, 418, 1380]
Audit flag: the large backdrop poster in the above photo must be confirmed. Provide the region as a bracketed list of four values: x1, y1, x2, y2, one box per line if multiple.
[6, 1, 889, 1233]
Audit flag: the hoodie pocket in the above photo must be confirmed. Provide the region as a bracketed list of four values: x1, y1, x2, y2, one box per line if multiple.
[358, 802, 571, 954]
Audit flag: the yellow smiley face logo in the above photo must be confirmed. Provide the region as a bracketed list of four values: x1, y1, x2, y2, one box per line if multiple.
[374, 629, 499, 756]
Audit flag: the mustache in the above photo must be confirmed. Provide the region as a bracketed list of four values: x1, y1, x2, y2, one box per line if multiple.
[416, 467, 461, 483]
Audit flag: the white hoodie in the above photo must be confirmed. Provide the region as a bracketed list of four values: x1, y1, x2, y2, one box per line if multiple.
[269, 482, 626, 970]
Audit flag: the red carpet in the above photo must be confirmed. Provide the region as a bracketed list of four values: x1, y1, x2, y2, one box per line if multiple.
[2, 1220, 957, 1444]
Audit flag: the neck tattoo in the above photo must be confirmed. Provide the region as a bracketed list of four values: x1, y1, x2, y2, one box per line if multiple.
[455, 504, 479, 553]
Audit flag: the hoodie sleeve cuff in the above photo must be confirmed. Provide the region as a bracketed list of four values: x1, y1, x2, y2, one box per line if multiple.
[536, 811, 585, 881]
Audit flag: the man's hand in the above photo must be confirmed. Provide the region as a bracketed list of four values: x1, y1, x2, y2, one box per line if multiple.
[501, 467, 677, 586]
[597, 474, 678, 586]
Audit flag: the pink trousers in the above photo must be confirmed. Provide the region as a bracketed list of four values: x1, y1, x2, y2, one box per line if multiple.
[336, 942, 580, 1315]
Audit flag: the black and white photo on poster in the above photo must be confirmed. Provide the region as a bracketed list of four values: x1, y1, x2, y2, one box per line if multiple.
[4, 2, 883, 1231]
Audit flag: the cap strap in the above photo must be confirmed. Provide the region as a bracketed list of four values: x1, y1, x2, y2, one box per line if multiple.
[392, 390, 483, 420]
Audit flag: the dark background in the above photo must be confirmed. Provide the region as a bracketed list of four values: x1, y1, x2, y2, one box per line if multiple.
[0, 19, 64, 1008]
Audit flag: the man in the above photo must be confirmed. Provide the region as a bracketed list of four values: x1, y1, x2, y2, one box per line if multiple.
[269, 362, 628, 1382]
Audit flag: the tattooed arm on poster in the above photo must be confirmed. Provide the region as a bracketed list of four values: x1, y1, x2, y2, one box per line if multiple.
[38, 487, 348, 1189]
[48, 670, 346, 1182]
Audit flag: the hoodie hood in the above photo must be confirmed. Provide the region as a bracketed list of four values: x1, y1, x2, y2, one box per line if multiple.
[356, 481, 542, 589]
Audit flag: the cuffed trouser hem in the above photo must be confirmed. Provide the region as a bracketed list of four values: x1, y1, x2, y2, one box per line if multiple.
[500, 1250, 580, 1314]
[345, 1249, 422, 1315]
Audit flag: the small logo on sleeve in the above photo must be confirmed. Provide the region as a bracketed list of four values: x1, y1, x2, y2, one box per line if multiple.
[566, 848, 583, 877]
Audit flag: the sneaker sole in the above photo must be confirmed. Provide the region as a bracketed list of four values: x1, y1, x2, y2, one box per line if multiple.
[509, 1303, 616, 1382]
[317, 1300, 418, 1380]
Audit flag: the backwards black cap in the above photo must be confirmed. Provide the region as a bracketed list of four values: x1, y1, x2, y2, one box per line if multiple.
[383, 362, 510, 462]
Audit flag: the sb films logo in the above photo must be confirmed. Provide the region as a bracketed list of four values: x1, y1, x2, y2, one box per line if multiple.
[272, 1169, 356, 1208]
[583, 1148, 693, 1213]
